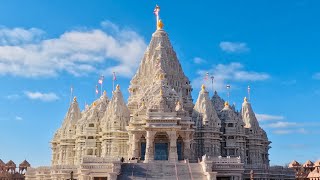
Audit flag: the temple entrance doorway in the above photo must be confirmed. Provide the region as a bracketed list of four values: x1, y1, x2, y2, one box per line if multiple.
[177, 136, 183, 160]
[93, 177, 108, 180]
[140, 136, 146, 160]
[217, 177, 231, 180]
[154, 132, 169, 160]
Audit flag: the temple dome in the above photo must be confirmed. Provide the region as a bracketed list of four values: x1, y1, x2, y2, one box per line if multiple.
[211, 91, 225, 112]
[303, 160, 314, 168]
[101, 85, 130, 132]
[127, 28, 193, 115]
[19, 160, 31, 168]
[193, 85, 221, 128]
[241, 97, 260, 130]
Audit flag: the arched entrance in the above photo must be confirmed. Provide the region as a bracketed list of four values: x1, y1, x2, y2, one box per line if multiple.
[154, 132, 169, 160]
[177, 136, 183, 160]
[140, 136, 146, 160]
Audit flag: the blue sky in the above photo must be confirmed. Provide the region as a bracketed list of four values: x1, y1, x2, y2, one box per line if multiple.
[0, 0, 319, 167]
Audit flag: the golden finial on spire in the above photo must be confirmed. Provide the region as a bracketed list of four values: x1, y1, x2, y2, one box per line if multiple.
[73, 96, 77, 102]
[244, 97, 248, 103]
[103, 90, 107, 96]
[157, 19, 164, 29]
[116, 84, 120, 91]
[201, 84, 206, 92]
[224, 101, 229, 107]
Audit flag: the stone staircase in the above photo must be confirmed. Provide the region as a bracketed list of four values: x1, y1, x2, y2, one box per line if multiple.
[117, 161, 207, 180]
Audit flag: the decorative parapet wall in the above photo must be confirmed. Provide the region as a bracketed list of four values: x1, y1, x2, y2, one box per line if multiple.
[80, 156, 121, 180]
[200, 155, 244, 180]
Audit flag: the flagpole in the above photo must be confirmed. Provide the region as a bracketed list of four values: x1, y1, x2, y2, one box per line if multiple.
[112, 72, 116, 92]
[95, 85, 98, 99]
[70, 85, 73, 105]
[112, 77, 114, 92]
[227, 84, 230, 103]
[211, 76, 214, 95]
[101, 81, 103, 97]
[248, 85, 251, 101]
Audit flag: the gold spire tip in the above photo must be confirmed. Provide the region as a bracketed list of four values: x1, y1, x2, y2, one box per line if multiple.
[157, 20, 164, 29]
[116, 84, 120, 91]
[201, 84, 206, 91]
[103, 90, 107, 95]
[244, 97, 248, 102]
[224, 101, 229, 107]
[73, 96, 77, 102]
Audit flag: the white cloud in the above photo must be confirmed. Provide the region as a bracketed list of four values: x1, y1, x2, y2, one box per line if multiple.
[24, 91, 59, 102]
[265, 121, 297, 128]
[192, 62, 270, 91]
[193, 57, 206, 64]
[0, 27, 44, 45]
[5, 94, 20, 100]
[273, 128, 308, 135]
[219, 41, 249, 53]
[15, 116, 23, 121]
[255, 113, 284, 121]
[0, 21, 147, 78]
[312, 72, 320, 80]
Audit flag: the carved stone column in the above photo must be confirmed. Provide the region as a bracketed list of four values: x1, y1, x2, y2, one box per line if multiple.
[144, 131, 155, 163]
[131, 133, 141, 158]
[167, 131, 178, 162]
[183, 138, 191, 159]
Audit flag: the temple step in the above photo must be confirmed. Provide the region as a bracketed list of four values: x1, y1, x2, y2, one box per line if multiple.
[117, 162, 207, 180]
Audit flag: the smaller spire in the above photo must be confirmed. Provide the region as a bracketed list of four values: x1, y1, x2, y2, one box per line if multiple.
[73, 96, 77, 102]
[116, 84, 120, 91]
[244, 96, 248, 103]
[103, 90, 107, 96]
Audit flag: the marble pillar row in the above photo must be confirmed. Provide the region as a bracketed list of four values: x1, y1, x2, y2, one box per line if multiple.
[168, 131, 178, 162]
[144, 131, 155, 163]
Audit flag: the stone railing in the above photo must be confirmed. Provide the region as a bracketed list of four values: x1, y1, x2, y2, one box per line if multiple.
[202, 155, 241, 164]
[82, 156, 120, 163]
[52, 165, 78, 169]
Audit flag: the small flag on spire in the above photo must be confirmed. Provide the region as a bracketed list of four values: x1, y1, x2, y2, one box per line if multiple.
[248, 85, 251, 101]
[204, 72, 209, 81]
[154, 5, 160, 16]
[95, 85, 99, 94]
[98, 75, 104, 84]
[113, 72, 117, 81]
